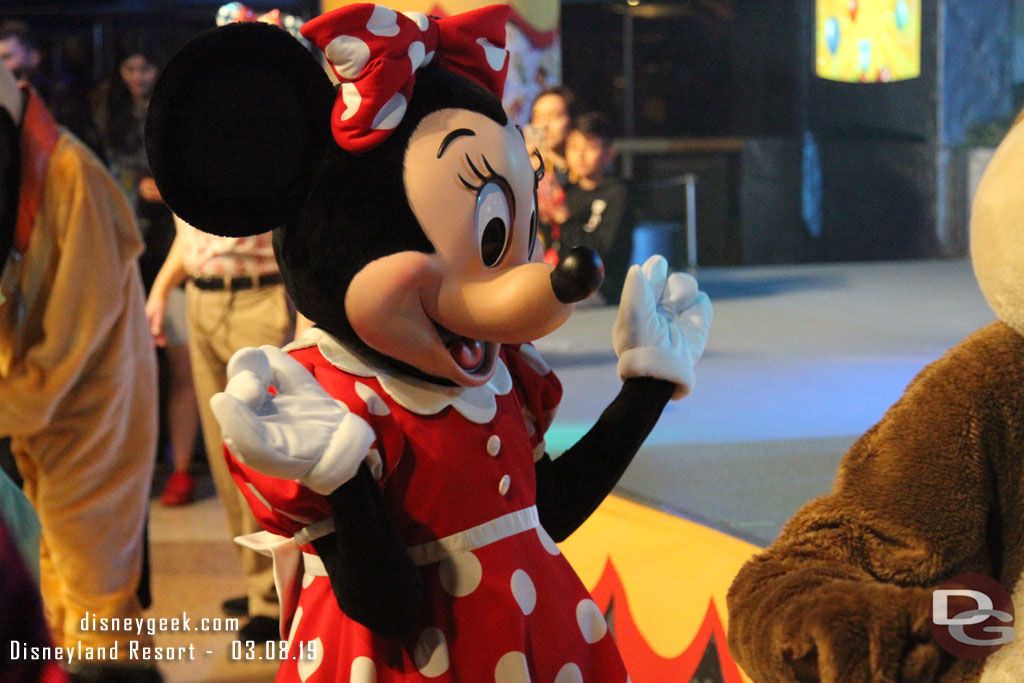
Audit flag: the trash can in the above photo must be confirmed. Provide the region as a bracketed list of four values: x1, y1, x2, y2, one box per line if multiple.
[630, 221, 681, 268]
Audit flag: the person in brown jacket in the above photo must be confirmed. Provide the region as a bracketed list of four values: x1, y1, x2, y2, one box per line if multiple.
[727, 109, 1024, 683]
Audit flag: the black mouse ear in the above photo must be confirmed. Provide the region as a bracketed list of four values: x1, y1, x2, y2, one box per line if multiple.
[146, 21, 334, 237]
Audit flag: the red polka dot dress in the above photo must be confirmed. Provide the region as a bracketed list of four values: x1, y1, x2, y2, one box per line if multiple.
[228, 329, 629, 682]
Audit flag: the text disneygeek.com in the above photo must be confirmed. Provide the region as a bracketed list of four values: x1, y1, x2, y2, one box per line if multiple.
[9, 612, 242, 664]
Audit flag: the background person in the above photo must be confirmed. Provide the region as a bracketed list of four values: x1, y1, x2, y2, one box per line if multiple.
[529, 85, 574, 259]
[93, 38, 199, 506]
[0, 20, 99, 154]
[529, 85, 573, 184]
[0, 20, 41, 83]
[146, 215, 291, 642]
[555, 111, 633, 304]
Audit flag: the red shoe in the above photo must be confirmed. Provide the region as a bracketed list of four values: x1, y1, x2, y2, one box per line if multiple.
[160, 471, 195, 506]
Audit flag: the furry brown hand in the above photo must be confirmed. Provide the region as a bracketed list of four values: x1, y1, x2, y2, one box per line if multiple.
[772, 581, 946, 683]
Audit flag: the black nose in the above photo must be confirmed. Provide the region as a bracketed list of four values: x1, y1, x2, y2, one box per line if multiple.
[550, 246, 604, 304]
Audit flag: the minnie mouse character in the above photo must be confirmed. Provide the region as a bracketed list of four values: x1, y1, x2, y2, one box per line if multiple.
[146, 5, 711, 680]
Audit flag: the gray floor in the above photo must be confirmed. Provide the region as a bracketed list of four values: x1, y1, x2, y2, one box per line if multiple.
[534, 258, 996, 546]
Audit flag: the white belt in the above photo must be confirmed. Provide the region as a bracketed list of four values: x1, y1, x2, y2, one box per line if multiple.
[239, 504, 541, 622]
[407, 506, 539, 566]
[294, 517, 334, 546]
[292, 505, 539, 567]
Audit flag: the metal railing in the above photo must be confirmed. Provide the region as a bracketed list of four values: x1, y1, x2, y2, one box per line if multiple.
[633, 173, 699, 272]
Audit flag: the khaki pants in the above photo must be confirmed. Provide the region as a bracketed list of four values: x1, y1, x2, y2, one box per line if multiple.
[186, 281, 294, 618]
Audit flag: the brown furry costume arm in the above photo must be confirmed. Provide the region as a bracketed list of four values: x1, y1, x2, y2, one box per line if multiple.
[727, 323, 1024, 683]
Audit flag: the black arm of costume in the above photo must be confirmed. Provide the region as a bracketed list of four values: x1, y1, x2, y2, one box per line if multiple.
[311, 464, 423, 640]
[535, 376, 673, 542]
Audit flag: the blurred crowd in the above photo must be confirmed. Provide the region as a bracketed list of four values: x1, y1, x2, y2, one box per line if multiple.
[528, 85, 634, 305]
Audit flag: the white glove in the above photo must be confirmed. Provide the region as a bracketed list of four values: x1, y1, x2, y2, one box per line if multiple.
[613, 255, 712, 399]
[210, 345, 377, 495]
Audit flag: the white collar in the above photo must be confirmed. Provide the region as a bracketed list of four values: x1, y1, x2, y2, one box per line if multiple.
[285, 327, 512, 424]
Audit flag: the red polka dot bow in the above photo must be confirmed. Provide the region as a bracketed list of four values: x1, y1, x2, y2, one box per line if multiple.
[302, 3, 511, 153]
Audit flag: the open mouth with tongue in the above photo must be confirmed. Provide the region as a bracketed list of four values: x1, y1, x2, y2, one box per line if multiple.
[433, 321, 496, 376]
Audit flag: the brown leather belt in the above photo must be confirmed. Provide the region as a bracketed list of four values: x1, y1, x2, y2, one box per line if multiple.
[192, 273, 283, 291]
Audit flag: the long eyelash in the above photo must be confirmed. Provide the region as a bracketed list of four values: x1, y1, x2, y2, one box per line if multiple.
[465, 153, 488, 183]
[531, 149, 545, 186]
[458, 153, 517, 220]
[482, 155, 499, 177]
[458, 174, 481, 191]
[459, 153, 501, 192]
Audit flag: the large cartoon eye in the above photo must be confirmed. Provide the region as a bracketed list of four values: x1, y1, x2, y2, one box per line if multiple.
[476, 180, 513, 267]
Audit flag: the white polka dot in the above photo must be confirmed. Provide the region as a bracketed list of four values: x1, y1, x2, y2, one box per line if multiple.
[536, 526, 561, 555]
[408, 41, 426, 73]
[403, 11, 430, 32]
[423, 50, 435, 66]
[487, 435, 501, 456]
[498, 474, 511, 496]
[367, 5, 399, 36]
[355, 381, 390, 415]
[554, 663, 583, 683]
[351, 656, 376, 683]
[510, 570, 536, 615]
[325, 35, 371, 79]
[576, 599, 608, 644]
[372, 92, 407, 131]
[494, 651, 531, 683]
[476, 37, 508, 71]
[438, 550, 482, 597]
[518, 344, 551, 375]
[302, 572, 315, 589]
[297, 636, 323, 681]
[286, 606, 302, 649]
[414, 628, 449, 677]
[339, 83, 362, 122]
